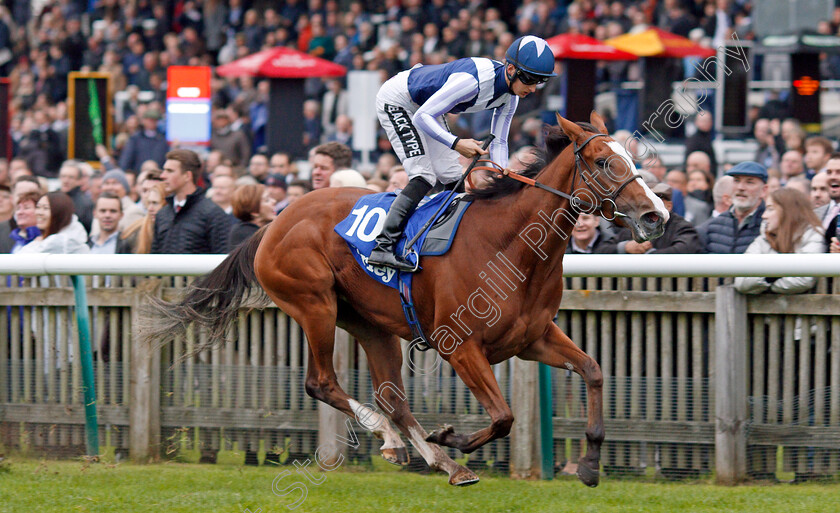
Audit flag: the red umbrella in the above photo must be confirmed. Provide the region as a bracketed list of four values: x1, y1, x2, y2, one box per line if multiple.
[546, 33, 638, 61]
[216, 46, 347, 78]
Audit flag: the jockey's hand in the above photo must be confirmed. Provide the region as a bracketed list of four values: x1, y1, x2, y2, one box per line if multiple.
[454, 138, 488, 159]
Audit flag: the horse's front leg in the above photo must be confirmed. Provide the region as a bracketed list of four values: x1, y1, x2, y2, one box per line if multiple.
[518, 322, 604, 487]
[425, 340, 514, 454]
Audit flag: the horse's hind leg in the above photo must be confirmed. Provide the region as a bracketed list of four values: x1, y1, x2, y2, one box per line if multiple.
[518, 322, 604, 487]
[338, 306, 479, 486]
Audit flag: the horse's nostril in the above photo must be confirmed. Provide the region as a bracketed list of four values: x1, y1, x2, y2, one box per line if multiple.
[642, 212, 660, 227]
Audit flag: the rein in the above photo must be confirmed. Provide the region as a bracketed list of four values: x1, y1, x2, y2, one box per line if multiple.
[474, 133, 642, 221]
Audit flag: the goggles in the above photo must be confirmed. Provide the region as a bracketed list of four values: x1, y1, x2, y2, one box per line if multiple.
[516, 70, 550, 86]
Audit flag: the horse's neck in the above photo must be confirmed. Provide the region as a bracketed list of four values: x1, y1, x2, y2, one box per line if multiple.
[497, 150, 580, 289]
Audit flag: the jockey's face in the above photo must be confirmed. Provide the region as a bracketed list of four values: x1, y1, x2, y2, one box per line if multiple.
[506, 64, 539, 98]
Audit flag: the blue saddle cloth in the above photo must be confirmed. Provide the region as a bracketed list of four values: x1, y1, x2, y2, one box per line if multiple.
[335, 191, 472, 289]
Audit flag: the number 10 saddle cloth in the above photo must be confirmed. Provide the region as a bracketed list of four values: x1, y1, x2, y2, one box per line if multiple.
[335, 190, 473, 289]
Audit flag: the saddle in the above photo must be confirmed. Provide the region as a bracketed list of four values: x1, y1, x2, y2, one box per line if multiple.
[335, 191, 473, 289]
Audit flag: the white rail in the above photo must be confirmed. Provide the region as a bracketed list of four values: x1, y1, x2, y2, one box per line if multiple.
[0, 253, 838, 277]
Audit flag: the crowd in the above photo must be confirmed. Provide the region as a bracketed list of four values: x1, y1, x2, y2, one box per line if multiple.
[0, 0, 771, 179]
[0, 0, 838, 296]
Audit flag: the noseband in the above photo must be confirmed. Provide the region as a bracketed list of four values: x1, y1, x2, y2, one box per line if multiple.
[474, 133, 643, 221]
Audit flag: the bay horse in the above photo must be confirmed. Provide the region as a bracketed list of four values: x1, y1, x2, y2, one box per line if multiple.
[142, 112, 668, 487]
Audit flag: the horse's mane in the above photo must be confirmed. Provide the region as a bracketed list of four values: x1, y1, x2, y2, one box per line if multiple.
[467, 121, 600, 200]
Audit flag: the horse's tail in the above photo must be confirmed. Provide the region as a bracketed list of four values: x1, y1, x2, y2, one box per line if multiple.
[138, 225, 271, 357]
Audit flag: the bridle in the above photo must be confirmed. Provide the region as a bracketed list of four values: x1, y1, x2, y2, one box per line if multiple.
[473, 133, 643, 221]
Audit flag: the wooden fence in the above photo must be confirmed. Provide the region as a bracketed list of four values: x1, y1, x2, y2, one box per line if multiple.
[1, 273, 839, 481]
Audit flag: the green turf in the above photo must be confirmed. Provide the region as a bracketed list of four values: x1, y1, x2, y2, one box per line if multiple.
[1, 457, 839, 513]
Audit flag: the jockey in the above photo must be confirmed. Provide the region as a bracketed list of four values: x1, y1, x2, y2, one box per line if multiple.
[368, 35, 557, 272]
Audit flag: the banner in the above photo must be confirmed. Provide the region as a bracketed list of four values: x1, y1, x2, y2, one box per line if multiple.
[68, 72, 112, 166]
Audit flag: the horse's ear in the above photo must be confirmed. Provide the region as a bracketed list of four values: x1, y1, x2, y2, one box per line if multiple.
[590, 111, 608, 134]
[556, 112, 584, 141]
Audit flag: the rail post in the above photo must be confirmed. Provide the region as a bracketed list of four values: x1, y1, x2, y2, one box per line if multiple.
[715, 285, 748, 484]
[70, 275, 98, 457]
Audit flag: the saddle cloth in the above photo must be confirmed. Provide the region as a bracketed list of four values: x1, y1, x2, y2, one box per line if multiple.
[334, 191, 472, 289]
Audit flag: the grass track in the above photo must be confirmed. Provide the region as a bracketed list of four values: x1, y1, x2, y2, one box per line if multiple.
[1, 457, 839, 513]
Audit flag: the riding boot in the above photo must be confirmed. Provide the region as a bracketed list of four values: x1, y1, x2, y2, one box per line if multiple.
[367, 177, 433, 272]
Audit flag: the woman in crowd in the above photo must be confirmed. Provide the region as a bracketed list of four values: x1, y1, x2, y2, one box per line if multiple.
[686, 169, 714, 208]
[9, 192, 41, 253]
[228, 184, 276, 251]
[121, 181, 166, 254]
[735, 188, 825, 294]
[19, 192, 89, 254]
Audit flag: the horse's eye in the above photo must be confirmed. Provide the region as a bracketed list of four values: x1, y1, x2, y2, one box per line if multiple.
[595, 159, 607, 168]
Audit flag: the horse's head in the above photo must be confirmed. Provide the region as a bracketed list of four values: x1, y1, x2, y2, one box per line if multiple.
[556, 111, 669, 242]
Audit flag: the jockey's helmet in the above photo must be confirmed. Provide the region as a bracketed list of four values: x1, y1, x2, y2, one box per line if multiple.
[505, 35, 557, 85]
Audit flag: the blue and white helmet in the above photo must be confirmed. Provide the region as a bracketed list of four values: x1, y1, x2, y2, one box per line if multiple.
[505, 35, 557, 79]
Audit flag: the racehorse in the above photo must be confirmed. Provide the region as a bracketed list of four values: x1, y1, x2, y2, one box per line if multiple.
[141, 112, 668, 487]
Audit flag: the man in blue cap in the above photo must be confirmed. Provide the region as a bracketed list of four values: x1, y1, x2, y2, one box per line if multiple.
[703, 161, 768, 254]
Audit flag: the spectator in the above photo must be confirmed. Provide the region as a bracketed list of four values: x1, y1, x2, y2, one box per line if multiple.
[818, 153, 840, 229]
[779, 150, 806, 185]
[704, 162, 768, 254]
[119, 107, 169, 173]
[286, 180, 311, 205]
[152, 149, 233, 254]
[785, 176, 811, 198]
[123, 168, 163, 227]
[321, 79, 348, 138]
[387, 169, 409, 192]
[686, 169, 714, 205]
[247, 154, 270, 184]
[88, 192, 132, 254]
[12, 175, 42, 204]
[228, 184, 275, 251]
[311, 142, 353, 190]
[8, 191, 41, 253]
[264, 174, 288, 213]
[210, 110, 251, 167]
[121, 182, 166, 254]
[565, 213, 606, 254]
[19, 192, 90, 254]
[735, 188, 825, 294]
[804, 136, 833, 176]
[269, 152, 294, 181]
[101, 169, 135, 212]
[210, 174, 235, 215]
[327, 114, 353, 148]
[58, 160, 94, 233]
[644, 156, 668, 182]
[596, 184, 701, 254]
[669, 169, 710, 225]
[811, 172, 830, 210]
[753, 118, 780, 170]
[683, 111, 717, 174]
[0, 184, 14, 253]
[302, 99, 322, 151]
[18, 111, 62, 177]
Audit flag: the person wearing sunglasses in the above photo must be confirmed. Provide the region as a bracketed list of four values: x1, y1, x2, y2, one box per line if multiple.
[369, 35, 556, 272]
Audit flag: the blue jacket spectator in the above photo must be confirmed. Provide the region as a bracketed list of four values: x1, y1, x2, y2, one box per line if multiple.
[704, 162, 768, 254]
[119, 109, 169, 172]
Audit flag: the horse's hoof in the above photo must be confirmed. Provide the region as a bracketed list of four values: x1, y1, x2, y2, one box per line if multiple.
[425, 425, 454, 444]
[577, 460, 600, 487]
[449, 466, 480, 486]
[381, 447, 410, 466]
